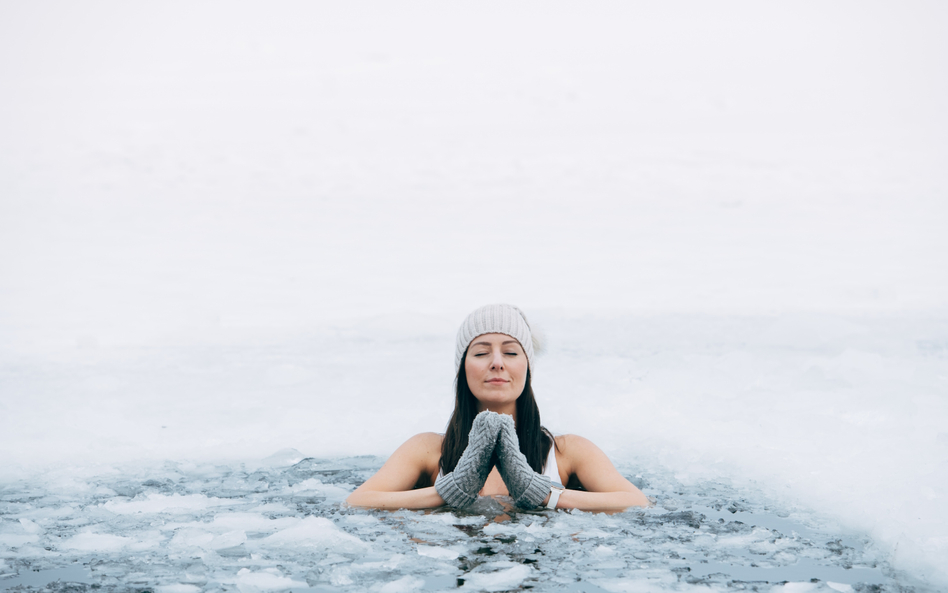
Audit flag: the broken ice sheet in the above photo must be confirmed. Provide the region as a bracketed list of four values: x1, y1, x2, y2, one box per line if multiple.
[0, 457, 934, 592]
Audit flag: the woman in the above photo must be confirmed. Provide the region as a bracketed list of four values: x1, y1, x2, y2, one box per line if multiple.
[346, 304, 649, 511]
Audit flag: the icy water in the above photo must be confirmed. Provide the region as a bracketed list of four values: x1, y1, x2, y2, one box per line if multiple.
[0, 455, 928, 593]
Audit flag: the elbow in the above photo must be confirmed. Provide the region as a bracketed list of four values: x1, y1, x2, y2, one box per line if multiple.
[624, 490, 650, 508]
[345, 490, 366, 507]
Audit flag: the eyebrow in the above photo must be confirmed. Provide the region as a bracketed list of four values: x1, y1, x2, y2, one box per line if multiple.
[471, 340, 520, 347]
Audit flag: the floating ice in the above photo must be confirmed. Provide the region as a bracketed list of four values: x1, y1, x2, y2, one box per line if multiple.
[224, 568, 307, 592]
[417, 545, 461, 560]
[259, 516, 367, 552]
[103, 493, 231, 515]
[60, 532, 134, 552]
[377, 575, 425, 593]
[459, 563, 533, 591]
[0, 455, 935, 592]
[155, 586, 202, 593]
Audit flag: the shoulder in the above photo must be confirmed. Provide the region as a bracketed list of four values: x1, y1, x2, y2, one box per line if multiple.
[377, 432, 443, 483]
[399, 432, 444, 456]
[552, 434, 608, 473]
[406, 431, 444, 443]
[554, 433, 598, 454]
[551, 434, 638, 496]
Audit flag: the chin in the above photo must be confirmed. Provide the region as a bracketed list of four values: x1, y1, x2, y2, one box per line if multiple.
[474, 395, 518, 407]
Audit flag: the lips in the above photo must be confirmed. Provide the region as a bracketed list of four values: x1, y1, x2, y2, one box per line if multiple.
[486, 379, 509, 384]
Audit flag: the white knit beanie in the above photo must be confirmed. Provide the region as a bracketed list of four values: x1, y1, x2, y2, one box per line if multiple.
[455, 304, 538, 374]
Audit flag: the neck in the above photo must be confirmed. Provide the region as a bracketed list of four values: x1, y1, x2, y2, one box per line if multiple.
[477, 402, 517, 420]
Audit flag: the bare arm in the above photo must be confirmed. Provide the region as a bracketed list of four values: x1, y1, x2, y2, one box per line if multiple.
[551, 435, 650, 511]
[345, 433, 445, 510]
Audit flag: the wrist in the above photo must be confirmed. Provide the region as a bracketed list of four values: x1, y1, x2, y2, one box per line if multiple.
[545, 483, 565, 509]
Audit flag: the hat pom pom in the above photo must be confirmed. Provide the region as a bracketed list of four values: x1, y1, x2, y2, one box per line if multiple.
[511, 306, 545, 357]
[531, 324, 545, 356]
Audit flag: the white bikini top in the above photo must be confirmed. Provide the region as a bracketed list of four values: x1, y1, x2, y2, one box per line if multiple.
[438, 442, 564, 487]
[544, 443, 564, 487]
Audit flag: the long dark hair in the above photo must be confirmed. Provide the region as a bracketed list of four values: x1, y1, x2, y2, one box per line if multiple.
[440, 350, 555, 475]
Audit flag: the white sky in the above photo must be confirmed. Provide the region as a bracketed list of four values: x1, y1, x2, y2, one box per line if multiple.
[1, 2, 946, 350]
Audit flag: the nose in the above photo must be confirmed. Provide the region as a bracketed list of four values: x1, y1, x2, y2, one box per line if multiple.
[490, 350, 504, 370]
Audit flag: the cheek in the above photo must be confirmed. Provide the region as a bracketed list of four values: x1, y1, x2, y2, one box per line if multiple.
[464, 356, 484, 381]
[512, 359, 529, 382]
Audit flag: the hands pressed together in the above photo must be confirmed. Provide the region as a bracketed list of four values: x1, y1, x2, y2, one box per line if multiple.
[435, 411, 553, 510]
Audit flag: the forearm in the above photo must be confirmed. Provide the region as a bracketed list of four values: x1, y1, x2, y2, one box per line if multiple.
[345, 486, 444, 510]
[548, 488, 650, 511]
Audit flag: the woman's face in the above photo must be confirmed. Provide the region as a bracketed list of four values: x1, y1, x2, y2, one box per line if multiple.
[464, 333, 528, 413]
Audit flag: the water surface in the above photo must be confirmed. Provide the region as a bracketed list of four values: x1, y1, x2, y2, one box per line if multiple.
[0, 455, 928, 592]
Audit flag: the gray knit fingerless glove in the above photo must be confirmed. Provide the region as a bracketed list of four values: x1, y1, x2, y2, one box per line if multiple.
[496, 414, 552, 509]
[435, 411, 500, 509]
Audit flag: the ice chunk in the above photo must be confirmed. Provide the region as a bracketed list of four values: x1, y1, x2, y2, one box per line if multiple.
[260, 449, 307, 468]
[259, 516, 367, 552]
[773, 584, 821, 593]
[318, 553, 350, 566]
[283, 478, 352, 501]
[223, 568, 307, 592]
[104, 493, 231, 514]
[208, 530, 247, 550]
[155, 585, 202, 593]
[61, 532, 133, 552]
[0, 533, 40, 547]
[209, 512, 296, 533]
[329, 566, 354, 586]
[435, 514, 486, 526]
[343, 514, 381, 527]
[594, 573, 679, 593]
[461, 563, 532, 592]
[377, 575, 425, 593]
[570, 527, 612, 540]
[417, 545, 460, 560]
[18, 519, 43, 534]
[169, 528, 215, 549]
[593, 545, 616, 556]
[481, 522, 520, 537]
